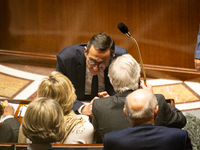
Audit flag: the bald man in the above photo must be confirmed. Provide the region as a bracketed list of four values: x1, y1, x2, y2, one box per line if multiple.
[103, 89, 192, 150]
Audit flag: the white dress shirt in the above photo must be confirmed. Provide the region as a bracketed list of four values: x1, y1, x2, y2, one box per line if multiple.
[85, 67, 105, 95]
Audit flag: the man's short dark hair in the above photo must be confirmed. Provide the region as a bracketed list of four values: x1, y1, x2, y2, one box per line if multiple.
[87, 32, 115, 57]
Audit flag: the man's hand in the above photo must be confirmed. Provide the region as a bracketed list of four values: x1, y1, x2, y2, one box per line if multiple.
[81, 98, 98, 116]
[194, 59, 200, 72]
[80, 92, 109, 116]
[3, 100, 14, 117]
[140, 82, 154, 94]
[81, 104, 92, 116]
[98, 91, 110, 98]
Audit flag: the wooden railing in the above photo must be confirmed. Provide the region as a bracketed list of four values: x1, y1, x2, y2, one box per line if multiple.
[0, 143, 103, 150]
[1, 49, 200, 81]
[0, 49, 56, 60]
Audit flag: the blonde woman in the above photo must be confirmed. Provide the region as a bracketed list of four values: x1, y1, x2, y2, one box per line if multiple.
[22, 97, 65, 149]
[37, 71, 94, 144]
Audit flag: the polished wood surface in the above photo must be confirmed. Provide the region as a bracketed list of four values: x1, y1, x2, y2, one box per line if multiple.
[0, 143, 103, 150]
[0, 0, 199, 70]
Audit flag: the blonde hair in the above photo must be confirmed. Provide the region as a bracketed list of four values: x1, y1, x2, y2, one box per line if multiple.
[37, 71, 85, 143]
[37, 71, 76, 115]
[22, 97, 65, 143]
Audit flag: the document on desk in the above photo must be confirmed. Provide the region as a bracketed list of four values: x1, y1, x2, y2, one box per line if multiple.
[20, 105, 28, 117]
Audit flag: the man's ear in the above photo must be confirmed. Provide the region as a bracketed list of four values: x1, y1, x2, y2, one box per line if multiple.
[123, 108, 127, 117]
[84, 46, 87, 58]
[154, 105, 159, 119]
[112, 54, 115, 58]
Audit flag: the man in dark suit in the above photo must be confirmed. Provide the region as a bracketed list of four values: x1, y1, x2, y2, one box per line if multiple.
[0, 100, 20, 143]
[92, 54, 186, 140]
[56, 33, 127, 115]
[194, 25, 200, 71]
[103, 89, 192, 150]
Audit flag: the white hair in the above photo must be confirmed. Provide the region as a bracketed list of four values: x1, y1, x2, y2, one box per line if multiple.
[108, 54, 141, 92]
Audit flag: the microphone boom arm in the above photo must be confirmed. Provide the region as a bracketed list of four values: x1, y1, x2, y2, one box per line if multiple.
[126, 32, 147, 86]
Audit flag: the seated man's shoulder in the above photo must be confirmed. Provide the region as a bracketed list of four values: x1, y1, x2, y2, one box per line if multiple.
[154, 94, 168, 106]
[154, 94, 165, 100]
[155, 125, 184, 132]
[0, 123, 12, 131]
[4, 117, 20, 123]
[93, 97, 114, 107]
[0, 124, 15, 136]
[164, 127, 189, 139]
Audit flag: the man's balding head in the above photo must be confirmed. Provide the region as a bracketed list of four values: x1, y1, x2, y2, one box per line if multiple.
[124, 89, 158, 126]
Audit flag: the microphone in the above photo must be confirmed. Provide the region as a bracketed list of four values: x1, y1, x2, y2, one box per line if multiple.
[118, 22, 147, 86]
[117, 22, 132, 38]
[117, 22, 129, 34]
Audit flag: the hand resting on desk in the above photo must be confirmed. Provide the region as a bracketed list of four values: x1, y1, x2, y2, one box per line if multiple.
[3, 100, 14, 117]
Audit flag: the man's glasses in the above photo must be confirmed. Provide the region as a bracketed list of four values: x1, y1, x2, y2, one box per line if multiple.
[88, 59, 108, 70]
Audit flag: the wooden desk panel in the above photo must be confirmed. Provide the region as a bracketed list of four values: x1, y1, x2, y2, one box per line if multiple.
[0, 143, 103, 150]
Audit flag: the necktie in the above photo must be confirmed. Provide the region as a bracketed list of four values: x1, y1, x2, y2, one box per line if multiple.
[91, 75, 98, 99]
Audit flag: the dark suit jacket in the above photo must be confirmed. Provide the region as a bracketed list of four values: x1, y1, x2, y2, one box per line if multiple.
[103, 124, 192, 150]
[195, 25, 200, 59]
[0, 117, 20, 143]
[92, 91, 186, 140]
[56, 43, 128, 111]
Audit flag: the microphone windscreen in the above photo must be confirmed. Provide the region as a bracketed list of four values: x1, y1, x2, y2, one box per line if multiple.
[118, 22, 129, 34]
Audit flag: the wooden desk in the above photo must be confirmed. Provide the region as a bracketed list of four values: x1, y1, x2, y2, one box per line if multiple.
[0, 143, 104, 150]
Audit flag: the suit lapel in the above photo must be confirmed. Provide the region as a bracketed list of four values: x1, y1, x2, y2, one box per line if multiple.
[77, 48, 86, 100]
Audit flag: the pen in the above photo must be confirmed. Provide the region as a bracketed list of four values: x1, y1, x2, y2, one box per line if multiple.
[17, 106, 23, 118]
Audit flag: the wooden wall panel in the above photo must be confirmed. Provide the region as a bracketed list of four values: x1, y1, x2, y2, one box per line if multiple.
[0, 0, 200, 69]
